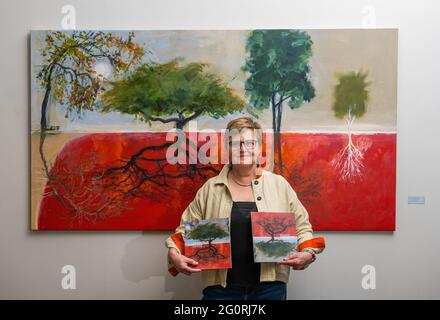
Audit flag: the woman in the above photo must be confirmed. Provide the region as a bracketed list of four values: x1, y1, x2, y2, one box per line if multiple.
[165, 116, 325, 300]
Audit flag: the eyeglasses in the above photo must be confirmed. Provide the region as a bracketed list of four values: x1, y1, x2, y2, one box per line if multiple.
[228, 140, 258, 150]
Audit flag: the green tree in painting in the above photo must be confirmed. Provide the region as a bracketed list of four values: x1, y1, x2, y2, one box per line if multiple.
[101, 59, 244, 130]
[99, 60, 244, 194]
[242, 30, 315, 175]
[255, 241, 295, 258]
[331, 70, 370, 181]
[187, 222, 229, 262]
[36, 31, 144, 132]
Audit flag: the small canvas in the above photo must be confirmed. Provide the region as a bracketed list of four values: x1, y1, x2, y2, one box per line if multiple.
[251, 212, 298, 262]
[183, 218, 231, 270]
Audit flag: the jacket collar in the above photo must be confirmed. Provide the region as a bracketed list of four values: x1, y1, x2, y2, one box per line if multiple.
[214, 163, 265, 185]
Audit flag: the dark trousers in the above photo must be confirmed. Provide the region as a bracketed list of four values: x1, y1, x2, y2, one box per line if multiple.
[201, 281, 287, 300]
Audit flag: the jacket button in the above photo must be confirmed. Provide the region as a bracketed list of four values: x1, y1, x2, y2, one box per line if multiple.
[257, 196, 262, 201]
[254, 180, 259, 185]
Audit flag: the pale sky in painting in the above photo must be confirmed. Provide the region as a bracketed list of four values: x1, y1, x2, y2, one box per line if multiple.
[31, 29, 397, 133]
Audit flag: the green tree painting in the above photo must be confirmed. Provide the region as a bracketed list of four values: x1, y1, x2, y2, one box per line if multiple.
[331, 70, 370, 182]
[186, 222, 229, 262]
[254, 216, 296, 259]
[101, 59, 244, 130]
[242, 29, 315, 175]
[100, 60, 245, 193]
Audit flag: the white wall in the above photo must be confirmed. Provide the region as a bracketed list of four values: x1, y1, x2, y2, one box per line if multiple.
[1, 0, 439, 299]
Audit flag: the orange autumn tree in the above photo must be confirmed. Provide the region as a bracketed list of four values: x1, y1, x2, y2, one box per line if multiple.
[36, 31, 144, 132]
[34, 31, 144, 223]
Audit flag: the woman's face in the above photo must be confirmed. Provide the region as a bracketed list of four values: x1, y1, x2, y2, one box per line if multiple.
[228, 128, 261, 165]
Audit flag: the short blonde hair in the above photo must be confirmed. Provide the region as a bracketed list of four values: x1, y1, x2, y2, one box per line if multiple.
[225, 116, 262, 144]
[226, 116, 262, 132]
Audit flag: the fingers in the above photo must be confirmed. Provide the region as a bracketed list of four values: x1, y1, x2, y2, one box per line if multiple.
[277, 257, 303, 268]
[185, 266, 202, 273]
[279, 256, 300, 264]
[183, 256, 199, 266]
[178, 265, 201, 275]
[284, 253, 299, 260]
[278, 259, 300, 266]
[177, 258, 201, 275]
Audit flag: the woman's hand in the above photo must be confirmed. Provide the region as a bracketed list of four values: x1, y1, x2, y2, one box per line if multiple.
[168, 248, 202, 275]
[277, 252, 314, 270]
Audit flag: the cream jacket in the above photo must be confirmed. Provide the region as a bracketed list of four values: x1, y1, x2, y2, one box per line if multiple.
[164, 163, 325, 288]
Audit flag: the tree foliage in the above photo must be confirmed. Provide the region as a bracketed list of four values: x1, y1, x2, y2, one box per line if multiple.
[36, 31, 144, 129]
[242, 29, 315, 174]
[255, 240, 295, 258]
[332, 70, 370, 119]
[242, 29, 315, 111]
[187, 222, 229, 243]
[101, 59, 244, 128]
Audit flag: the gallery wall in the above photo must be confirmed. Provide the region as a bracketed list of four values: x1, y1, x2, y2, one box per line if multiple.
[0, 0, 439, 299]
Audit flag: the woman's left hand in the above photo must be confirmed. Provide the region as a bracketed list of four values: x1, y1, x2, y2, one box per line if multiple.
[277, 252, 314, 270]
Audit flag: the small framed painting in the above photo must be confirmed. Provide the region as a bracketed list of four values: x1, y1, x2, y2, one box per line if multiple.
[183, 218, 231, 270]
[251, 212, 298, 262]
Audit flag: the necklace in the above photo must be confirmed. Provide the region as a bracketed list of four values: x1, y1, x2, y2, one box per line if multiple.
[228, 171, 253, 187]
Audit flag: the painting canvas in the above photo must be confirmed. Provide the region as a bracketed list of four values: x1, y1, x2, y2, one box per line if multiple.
[30, 29, 397, 230]
[251, 212, 298, 262]
[183, 218, 231, 270]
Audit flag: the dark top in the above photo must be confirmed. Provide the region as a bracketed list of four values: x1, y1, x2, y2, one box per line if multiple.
[226, 201, 261, 287]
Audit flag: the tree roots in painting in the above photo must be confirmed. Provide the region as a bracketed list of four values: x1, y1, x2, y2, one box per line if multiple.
[47, 160, 132, 225]
[39, 132, 134, 224]
[332, 137, 364, 182]
[39, 131, 220, 224]
[188, 243, 227, 263]
[332, 114, 365, 182]
[102, 135, 219, 197]
[285, 163, 321, 205]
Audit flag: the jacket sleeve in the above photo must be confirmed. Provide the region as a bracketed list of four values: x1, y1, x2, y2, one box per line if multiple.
[282, 176, 326, 255]
[164, 185, 205, 276]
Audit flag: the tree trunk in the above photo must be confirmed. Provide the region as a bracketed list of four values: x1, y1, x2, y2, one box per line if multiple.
[276, 100, 284, 176]
[271, 94, 279, 173]
[40, 83, 51, 132]
[271, 94, 284, 176]
[40, 64, 55, 132]
[347, 105, 354, 146]
[176, 117, 198, 168]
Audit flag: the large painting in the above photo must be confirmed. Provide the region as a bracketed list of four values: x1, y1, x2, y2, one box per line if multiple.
[30, 29, 397, 230]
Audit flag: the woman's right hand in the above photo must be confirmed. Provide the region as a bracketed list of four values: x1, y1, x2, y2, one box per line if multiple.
[168, 248, 201, 275]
